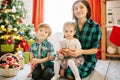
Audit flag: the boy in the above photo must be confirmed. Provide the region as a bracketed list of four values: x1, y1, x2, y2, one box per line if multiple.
[28, 23, 55, 80]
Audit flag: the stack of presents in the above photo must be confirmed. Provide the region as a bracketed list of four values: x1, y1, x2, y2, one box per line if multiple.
[0, 38, 34, 77]
[0, 38, 35, 64]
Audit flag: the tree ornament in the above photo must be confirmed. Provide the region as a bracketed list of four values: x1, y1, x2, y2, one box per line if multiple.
[19, 19, 23, 23]
[12, 6, 16, 13]
[13, 28, 17, 32]
[5, 19, 9, 23]
[1, 27, 6, 32]
[16, 45, 24, 57]
[1, 25, 5, 28]
[20, 38, 29, 52]
[18, 5, 21, 9]
[4, 0, 8, 6]
[0, 19, 3, 23]
[7, 31, 11, 34]
[16, 21, 19, 24]
[8, 24, 12, 28]
[16, 15, 20, 18]
[18, 31, 23, 35]
[7, 29, 12, 33]
[3, 9, 12, 13]
[30, 29, 36, 36]
[6, 36, 14, 44]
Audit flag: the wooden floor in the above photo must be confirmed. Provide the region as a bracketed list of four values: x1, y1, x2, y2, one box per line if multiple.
[0, 60, 120, 80]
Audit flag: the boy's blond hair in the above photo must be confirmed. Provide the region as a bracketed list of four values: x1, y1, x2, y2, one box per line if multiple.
[37, 23, 52, 36]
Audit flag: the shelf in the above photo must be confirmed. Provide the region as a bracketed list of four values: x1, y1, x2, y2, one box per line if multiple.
[101, 0, 120, 60]
[106, 53, 120, 57]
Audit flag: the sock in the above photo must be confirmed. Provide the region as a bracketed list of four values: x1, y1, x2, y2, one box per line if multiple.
[54, 59, 60, 76]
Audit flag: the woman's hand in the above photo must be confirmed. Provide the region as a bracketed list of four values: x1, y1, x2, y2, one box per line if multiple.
[58, 49, 69, 56]
[67, 49, 82, 57]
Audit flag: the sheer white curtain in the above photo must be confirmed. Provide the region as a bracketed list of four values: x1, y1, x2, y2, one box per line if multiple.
[44, 0, 76, 34]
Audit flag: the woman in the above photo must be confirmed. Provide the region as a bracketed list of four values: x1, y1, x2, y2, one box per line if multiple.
[65, 0, 102, 79]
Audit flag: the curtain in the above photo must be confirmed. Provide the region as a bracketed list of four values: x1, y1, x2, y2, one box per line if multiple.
[88, 0, 101, 59]
[88, 0, 101, 25]
[32, 0, 44, 29]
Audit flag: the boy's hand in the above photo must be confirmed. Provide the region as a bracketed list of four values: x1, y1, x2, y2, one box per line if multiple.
[47, 52, 55, 61]
[30, 58, 39, 66]
[31, 63, 36, 68]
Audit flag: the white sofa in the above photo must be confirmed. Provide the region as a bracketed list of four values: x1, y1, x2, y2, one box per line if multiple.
[48, 32, 64, 51]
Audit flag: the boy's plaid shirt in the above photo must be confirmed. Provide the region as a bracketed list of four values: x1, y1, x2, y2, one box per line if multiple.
[30, 39, 54, 67]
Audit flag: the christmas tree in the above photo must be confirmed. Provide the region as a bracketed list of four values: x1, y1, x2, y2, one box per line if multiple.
[0, 0, 35, 46]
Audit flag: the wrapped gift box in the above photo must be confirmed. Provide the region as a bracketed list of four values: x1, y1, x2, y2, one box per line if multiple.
[1, 44, 14, 52]
[23, 52, 30, 64]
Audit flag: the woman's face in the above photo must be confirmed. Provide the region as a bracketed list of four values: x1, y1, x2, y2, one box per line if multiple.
[73, 2, 88, 19]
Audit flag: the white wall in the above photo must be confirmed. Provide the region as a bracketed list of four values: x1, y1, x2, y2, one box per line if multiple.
[44, 0, 76, 34]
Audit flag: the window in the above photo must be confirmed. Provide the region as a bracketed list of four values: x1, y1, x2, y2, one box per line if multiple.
[44, 0, 76, 33]
[23, 0, 32, 24]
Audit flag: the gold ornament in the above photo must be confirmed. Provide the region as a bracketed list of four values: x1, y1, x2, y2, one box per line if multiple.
[13, 28, 17, 31]
[16, 45, 24, 52]
[1, 25, 5, 28]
